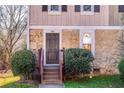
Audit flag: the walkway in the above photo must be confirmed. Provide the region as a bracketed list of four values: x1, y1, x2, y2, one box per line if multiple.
[39, 83, 64, 88]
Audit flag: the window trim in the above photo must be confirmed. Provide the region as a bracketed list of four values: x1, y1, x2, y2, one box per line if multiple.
[81, 5, 94, 15]
[48, 5, 61, 15]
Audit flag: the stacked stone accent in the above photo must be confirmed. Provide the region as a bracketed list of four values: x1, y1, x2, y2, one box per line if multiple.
[95, 30, 122, 75]
[62, 29, 79, 48]
[29, 29, 43, 64]
[30, 29, 43, 50]
[29, 29, 122, 75]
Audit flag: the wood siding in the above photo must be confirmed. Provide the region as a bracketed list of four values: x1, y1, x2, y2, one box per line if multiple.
[29, 5, 110, 26]
[109, 5, 124, 26]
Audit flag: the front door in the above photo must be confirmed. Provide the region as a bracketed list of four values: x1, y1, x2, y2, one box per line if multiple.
[46, 33, 59, 64]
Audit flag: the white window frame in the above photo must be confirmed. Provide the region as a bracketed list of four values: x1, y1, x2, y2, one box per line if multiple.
[81, 5, 94, 15]
[48, 5, 61, 15]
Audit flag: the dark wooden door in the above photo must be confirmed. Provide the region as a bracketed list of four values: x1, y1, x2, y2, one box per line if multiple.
[46, 33, 59, 64]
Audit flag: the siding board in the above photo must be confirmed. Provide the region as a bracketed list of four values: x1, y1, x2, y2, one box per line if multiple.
[109, 5, 124, 26]
[30, 5, 112, 26]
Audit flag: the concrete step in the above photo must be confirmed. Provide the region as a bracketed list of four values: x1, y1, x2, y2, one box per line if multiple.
[39, 83, 64, 88]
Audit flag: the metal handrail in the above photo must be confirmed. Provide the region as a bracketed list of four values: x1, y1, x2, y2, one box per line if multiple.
[62, 48, 65, 81]
[59, 48, 65, 82]
[40, 48, 44, 83]
[59, 49, 63, 82]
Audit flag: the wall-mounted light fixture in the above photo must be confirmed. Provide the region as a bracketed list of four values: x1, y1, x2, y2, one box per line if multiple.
[83, 33, 91, 51]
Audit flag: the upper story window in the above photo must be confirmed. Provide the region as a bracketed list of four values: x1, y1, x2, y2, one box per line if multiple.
[48, 5, 61, 15]
[42, 5, 67, 15]
[118, 5, 124, 12]
[50, 5, 60, 12]
[42, 5, 100, 15]
[81, 5, 94, 15]
[75, 5, 100, 14]
[83, 5, 92, 12]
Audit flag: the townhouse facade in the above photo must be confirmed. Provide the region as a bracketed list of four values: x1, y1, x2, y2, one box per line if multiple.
[28, 5, 124, 83]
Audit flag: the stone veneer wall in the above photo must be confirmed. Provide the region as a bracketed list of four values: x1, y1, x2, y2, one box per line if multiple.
[95, 29, 122, 75]
[29, 29, 43, 65]
[30, 29, 43, 50]
[29, 29, 122, 75]
[62, 29, 79, 48]
[29, 29, 80, 50]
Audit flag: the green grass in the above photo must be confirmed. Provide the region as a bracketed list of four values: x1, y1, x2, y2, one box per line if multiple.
[64, 75, 124, 88]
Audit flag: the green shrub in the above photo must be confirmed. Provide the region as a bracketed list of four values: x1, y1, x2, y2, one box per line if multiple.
[118, 58, 124, 82]
[11, 49, 36, 80]
[64, 48, 94, 78]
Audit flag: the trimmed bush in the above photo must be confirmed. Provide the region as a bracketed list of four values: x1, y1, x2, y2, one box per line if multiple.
[11, 49, 36, 80]
[64, 48, 94, 78]
[118, 58, 124, 82]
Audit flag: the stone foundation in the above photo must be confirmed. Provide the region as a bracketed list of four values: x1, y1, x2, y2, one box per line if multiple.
[95, 29, 122, 75]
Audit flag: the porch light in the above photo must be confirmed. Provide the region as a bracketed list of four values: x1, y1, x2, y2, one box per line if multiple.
[83, 33, 92, 51]
[83, 33, 91, 44]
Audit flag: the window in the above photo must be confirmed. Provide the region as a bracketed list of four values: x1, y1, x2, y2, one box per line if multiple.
[42, 5, 67, 13]
[62, 5, 67, 12]
[75, 5, 100, 13]
[75, 5, 81, 12]
[94, 5, 100, 12]
[50, 5, 59, 11]
[81, 5, 94, 15]
[118, 5, 124, 12]
[48, 5, 61, 15]
[42, 5, 48, 11]
[83, 5, 92, 11]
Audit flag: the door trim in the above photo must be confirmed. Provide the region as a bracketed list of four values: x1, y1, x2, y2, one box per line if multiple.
[43, 29, 62, 66]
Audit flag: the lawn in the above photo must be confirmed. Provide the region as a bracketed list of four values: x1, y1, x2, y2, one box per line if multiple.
[64, 75, 124, 88]
[1, 74, 123, 88]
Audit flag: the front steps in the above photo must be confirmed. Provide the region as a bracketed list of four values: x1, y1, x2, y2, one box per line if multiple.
[42, 66, 62, 84]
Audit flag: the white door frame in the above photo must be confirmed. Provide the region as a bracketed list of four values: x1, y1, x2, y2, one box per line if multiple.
[43, 29, 62, 66]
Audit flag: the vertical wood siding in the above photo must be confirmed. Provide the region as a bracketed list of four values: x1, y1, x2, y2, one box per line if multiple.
[29, 5, 110, 26]
[109, 5, 124, 26]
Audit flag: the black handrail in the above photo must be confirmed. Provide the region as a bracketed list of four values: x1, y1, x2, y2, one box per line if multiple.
[40, 48, 44, 83]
